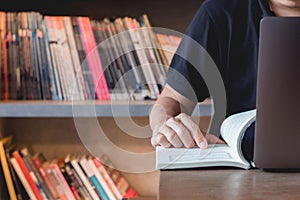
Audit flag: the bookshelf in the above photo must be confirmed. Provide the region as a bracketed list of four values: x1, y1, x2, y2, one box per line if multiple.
[0, 0, 207, 198]
[0, 101, 212, 197]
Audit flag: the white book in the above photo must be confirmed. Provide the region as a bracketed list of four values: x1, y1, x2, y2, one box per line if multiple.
[156, 109, 256, 170]
[55, 17, 81, 101]
[124, 17, 160, 99]
[10, 157, 37, 200]
[63, 16, 86, 100]
[45, 17, 65, 100]
[71, 158, 100, 200]
[87, 158, 117, 200]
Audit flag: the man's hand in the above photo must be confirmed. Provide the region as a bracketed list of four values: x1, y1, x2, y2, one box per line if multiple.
[151, 113, 224, 148]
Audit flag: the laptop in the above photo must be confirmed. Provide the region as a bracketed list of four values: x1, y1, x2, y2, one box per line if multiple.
[254, 17, 300, 169]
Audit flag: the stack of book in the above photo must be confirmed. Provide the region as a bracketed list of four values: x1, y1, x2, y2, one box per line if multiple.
[0, 12, 181, 101]
[0, 136, 138, 200]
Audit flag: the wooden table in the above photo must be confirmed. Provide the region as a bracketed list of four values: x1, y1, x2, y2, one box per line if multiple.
[159, 169, 300, 200]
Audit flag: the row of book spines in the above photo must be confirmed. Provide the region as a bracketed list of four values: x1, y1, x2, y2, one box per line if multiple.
[22, 154, 137, 200]
[1, 139, 138, 200]
[0, 11, 181, 101]
[0, 12, 122, 101]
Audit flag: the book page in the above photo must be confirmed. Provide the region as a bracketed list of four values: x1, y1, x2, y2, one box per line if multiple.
[220, 109, 256, 161]
[156, 144, 250, 170]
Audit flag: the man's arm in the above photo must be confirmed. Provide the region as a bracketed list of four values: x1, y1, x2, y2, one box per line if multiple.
[150, 84, 210, 148]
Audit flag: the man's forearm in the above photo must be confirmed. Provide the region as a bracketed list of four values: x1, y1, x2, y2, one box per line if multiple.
[149, 96, 181, 132]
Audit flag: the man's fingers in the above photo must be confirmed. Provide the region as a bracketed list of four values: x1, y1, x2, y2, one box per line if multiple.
[206, 134, 225, 144]
[165, 118, 195, 148]
[160, 125, 184, 148]
[151, 133, 171, 148]
[176, 113, 207, 148]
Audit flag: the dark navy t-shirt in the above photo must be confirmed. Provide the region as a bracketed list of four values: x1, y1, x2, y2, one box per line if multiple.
[166, 0, 274, 161]
[167, 0, 274, 116]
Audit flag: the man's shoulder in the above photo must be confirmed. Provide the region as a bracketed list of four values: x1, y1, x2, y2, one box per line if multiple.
[202, 0, 254, 18]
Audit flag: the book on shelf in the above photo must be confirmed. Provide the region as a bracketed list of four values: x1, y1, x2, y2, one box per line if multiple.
[0, 135, 139, 200]
[156, 109, 256, 170]
[0, 11, 181, 101]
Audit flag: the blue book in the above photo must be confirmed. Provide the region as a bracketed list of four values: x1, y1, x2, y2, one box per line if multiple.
[89, 175, 110, 200]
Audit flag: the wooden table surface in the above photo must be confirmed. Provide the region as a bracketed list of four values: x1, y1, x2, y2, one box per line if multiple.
[159, 169, 300, 200]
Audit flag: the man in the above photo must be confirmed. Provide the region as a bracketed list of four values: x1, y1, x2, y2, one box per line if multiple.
[150, 0, 300, 159]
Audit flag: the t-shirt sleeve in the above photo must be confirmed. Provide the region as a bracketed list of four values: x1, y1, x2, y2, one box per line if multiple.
[166, 4, 221, 102]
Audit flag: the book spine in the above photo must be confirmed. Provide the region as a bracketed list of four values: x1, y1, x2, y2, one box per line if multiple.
[104, 20, 131, 100]
[70, 158, 100, 200]
[41, 17, 59, 100]
[12, 151, 43, 200]
[50, 163, 76, 200]
[58, 16, 82, 100]
[90, 20, 114, 99]
[93, 158, 123, 199]
[21, 148, 55, 200]
[83, 17, 109, 100]
[20, 13, 30, 99]
[79, 17, 110, 100]
[28, 12, 42, 100]
[79, 157, 110, 200]
[44, 16, 63, 100]
[5, 148, 27, 200]
[31, 13, 46, 100]
[0, 13, 3, 100]
[36, 13, 52, 100]
[65, 161, 92, 200]
[10, 157, 37, 200]
[11, 13, 22, 100]
[0, 141, 17, 200]
[32, 156, 60, 199]
[2, 12, 9, 100]
[87, 158, 116, 200]
[131, 18, 160, 98]
[97, 21, 122, 100]
[22, 156, 48, 199]
[63, 16, 87, 100]
[7, 12, 16, 100]
[123, 187, 138, 198]
[43, 163, 65, 199]
[60, 165, 81, 200]
[141, 14, 169, 76]
[100, 155, 138, 198]
[137, 20, 166, 90]
[123, 17, 159, 99]
[53, 16, 72, 100]
[77, 17, 100, 99]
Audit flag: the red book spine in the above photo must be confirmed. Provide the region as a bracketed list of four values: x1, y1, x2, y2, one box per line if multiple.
[3, 38, 8, 100]
[77, 17, 100, 99]
[83, 17, 110, 100]
[50, 163, 75, 200]
[123, 187, 138, 198]
[33, 156, 60, 199]
[12, 151, 43, 200]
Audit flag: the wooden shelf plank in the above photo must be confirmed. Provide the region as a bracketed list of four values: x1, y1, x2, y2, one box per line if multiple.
[0, 99, 213, 117]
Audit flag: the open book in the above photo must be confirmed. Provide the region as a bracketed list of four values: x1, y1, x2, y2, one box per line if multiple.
[156, 109, 256, 170]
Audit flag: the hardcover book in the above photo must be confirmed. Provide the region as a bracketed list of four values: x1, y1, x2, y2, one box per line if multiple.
[156, 109, 256, 170]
